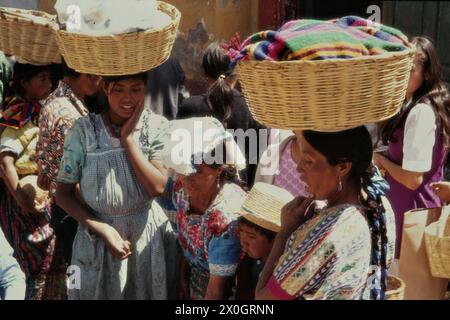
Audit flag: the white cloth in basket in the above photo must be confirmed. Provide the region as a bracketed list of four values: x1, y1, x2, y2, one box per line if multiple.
[55, 0, 171, 36]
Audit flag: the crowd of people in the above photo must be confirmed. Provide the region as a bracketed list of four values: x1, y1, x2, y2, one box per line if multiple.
[0, 34, 449, 300]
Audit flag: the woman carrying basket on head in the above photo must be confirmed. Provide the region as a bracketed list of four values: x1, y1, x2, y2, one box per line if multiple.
[55, 72, 177, 300]
[255, 127, 396, 300]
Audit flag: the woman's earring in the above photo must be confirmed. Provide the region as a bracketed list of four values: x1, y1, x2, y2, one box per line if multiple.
[337, 176, 343, 192]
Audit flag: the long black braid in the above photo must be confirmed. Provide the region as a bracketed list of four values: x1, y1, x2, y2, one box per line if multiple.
[359, 164, 390, 300]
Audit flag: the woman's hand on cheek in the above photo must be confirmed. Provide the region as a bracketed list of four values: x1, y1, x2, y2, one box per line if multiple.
[120, 99, 145, 142]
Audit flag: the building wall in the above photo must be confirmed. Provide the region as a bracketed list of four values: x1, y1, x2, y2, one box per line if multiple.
[38, 0, 56, 13]
[166, 0, 259, 94]
[382, 1, 450, 83]
[32, 0, 260, 94]
[0, 0, 37, 9]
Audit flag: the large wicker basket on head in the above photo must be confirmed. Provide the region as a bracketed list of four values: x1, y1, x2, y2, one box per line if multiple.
[53, 1, 180, 76]
[236, 48, 415, 132]
[386, 275, 405, 300]
[424, 211, 450, 279]
[0, 7, 61, 65]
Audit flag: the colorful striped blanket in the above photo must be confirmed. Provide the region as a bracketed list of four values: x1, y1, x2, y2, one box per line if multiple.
[0, 97, 41, 129]
[232, 16, 411, 64]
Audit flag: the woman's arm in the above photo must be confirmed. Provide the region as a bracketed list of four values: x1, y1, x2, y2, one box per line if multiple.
[235, 257, 255, 300]
[55, 182, 131, 260]
[122, 138, 168, 197]
[0, 153, 38, 214]
[375, 103, 438, 191]
[119, 104, 167, 198]
[430, 181, 450, 203]
[373, 153, 424, 190]
[204, 275, 232, 300]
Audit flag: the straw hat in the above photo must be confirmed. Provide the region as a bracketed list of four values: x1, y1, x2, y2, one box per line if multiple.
[239, 182, 294, 232]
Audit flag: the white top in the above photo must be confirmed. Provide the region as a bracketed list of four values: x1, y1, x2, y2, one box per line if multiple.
[402, 102, 437, 173]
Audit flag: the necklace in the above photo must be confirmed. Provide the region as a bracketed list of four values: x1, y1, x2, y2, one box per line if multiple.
[110, 123, 121, 138]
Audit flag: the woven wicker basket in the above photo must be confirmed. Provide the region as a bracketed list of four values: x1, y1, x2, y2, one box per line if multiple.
[424, 210, 450, 279]
[53, 1, 180, 76]
[386, 275, 405, 300]
[0, 7, 61, 65]
[236, 48, 415, 131]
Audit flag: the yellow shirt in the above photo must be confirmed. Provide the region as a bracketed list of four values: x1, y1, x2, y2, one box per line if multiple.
[0, 122, 39, 175]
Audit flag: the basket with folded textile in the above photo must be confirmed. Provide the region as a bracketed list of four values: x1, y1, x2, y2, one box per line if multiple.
[234, 16, 415, 132]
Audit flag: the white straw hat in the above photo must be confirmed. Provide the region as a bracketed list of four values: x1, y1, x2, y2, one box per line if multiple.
[239, 182, 294, 232]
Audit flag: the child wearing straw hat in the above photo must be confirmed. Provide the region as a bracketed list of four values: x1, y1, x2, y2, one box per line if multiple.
[235, 182, 294, 300]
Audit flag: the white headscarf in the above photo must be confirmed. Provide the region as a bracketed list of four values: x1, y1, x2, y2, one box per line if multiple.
[160, 117, 246, 176]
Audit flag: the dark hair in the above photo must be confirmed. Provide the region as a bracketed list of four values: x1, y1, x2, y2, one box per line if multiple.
[62, 58, 81, 78]
[10, 62, 60, 99]
[218, 165, 247, 191]
[380, 36, 450, 147]
[303, 126, 388, 300]
[102, 72, 148, 86]
[202, 41, 237, 128]
[196, 139, 247, 191]
[101, 72, 148, 112]
[237, 216, 277, 242]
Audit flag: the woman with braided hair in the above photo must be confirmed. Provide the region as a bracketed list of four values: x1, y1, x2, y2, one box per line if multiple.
[255, 126, 396, 300]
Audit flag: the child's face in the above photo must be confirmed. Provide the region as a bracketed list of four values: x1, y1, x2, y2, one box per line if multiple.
[238, 223, 274, 260]
[23, 70, 53, 101]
